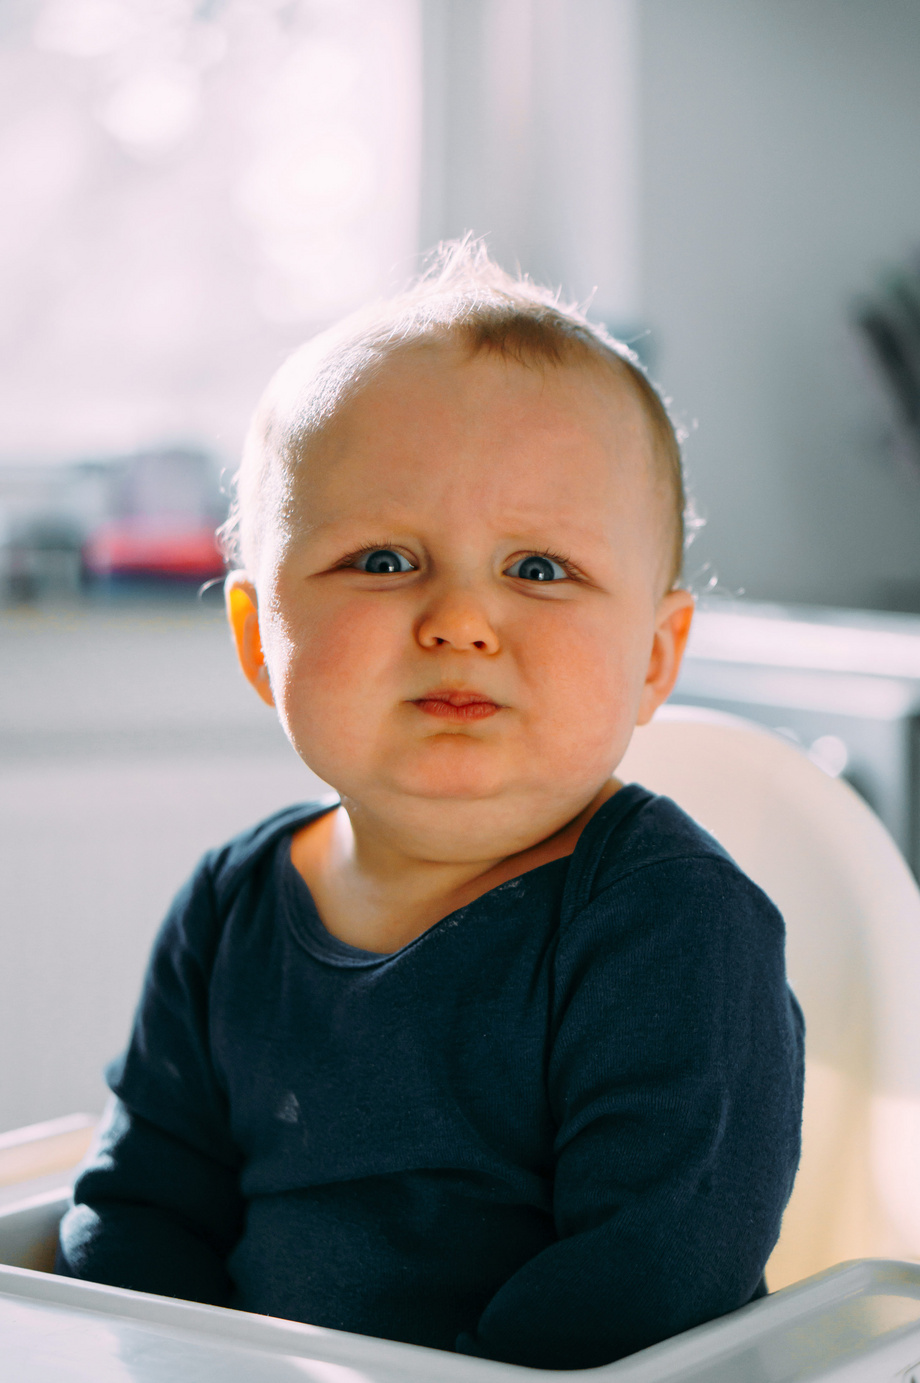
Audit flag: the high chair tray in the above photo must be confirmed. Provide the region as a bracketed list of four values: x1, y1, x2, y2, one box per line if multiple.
[3, 1259, 920, 1382]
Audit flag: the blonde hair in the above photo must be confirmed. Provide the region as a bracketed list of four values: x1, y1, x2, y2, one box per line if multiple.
[220, 239, 687, 586]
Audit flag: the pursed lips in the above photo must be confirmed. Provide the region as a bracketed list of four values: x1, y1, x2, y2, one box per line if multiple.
[410, 689, 502, 721]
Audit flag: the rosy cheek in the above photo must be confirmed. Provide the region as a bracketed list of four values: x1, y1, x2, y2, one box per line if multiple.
[520, 611, 644, 741]
[282, 597, 407, 696]
[518, 609, 624, 691]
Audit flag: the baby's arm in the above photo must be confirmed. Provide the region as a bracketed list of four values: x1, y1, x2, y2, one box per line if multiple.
[57, 861, 244, 1303]
[457, 858, 805, 1369]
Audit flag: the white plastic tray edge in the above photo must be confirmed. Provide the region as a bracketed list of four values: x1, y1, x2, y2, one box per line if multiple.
[3, 1258, 920, 1379]
[0, 1263, 541, 1379]
[591, 1259, 920, 1379]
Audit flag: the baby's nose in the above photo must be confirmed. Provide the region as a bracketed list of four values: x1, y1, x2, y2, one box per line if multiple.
[415, 589, 500, 654]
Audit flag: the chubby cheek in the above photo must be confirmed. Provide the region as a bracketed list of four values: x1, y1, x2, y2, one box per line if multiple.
[516, 605, 650, 768]
[262, 590, 408, 765]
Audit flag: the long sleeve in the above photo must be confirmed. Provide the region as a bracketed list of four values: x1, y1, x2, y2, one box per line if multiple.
[57, 860, 245, 1304]
[55, 793, 804, 1364]
[457, 856, 804, 1369]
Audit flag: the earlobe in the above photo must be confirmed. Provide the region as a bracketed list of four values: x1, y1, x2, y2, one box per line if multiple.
[636, 589, 695, 727]
[225, 571, 275, 707]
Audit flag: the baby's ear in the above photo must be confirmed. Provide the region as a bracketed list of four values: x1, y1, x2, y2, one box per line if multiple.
[225, 572, 275, 707]
[636, 589, 695, 726]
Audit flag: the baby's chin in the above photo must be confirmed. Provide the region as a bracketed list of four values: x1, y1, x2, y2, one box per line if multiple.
[332, 763, 609, 857]
[334, 739, 545, 805]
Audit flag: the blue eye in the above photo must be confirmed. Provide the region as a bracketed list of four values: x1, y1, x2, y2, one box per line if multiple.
[354, 548, 415, 574]
[506, 554, 568, 582]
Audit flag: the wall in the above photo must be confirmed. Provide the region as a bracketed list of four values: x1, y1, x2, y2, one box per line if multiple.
[421, 0, 640, 324]
[0, 600, 327, 1131]
[641, 0, 920, 609]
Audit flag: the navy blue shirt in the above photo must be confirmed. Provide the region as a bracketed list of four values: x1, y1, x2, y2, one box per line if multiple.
[57, 785, 804, 1369]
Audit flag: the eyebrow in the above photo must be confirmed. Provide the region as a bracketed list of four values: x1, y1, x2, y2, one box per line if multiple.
[297, 511, 613, 554]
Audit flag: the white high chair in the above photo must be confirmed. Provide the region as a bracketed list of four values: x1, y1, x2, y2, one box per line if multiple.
[4, 706, 920, 1381]
[618, 705, 920, 1289]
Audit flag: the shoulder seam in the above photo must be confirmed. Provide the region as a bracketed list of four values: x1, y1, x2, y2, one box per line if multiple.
[560, 785, 655, 915]
[564, 853, 784, 933]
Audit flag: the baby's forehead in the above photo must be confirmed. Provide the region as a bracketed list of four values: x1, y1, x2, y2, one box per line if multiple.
[302, 340, 655, 472]
[271, 347, 665, 557]
[234, 302, 683, 589]
[300, 347, 660, 523]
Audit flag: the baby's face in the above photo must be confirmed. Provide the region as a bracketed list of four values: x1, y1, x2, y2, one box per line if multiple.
[233, 345, 692, 861]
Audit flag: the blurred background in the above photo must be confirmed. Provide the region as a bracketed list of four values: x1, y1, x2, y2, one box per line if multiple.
[3, 0, 920, 1133]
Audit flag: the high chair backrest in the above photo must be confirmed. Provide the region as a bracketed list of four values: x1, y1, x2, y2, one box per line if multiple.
[618, 706, 920, 1289]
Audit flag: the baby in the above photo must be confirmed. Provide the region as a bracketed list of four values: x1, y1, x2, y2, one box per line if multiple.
[57, 244, 804, 1370]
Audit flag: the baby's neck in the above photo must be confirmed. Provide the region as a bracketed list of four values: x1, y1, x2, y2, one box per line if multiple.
[290, 781, 621, 954]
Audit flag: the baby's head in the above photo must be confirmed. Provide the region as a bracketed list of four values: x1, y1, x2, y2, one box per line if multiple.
[223, 242, 694, 861]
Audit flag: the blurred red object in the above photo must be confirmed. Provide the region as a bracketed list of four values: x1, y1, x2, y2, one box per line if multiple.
[83, 518, 225, 580]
